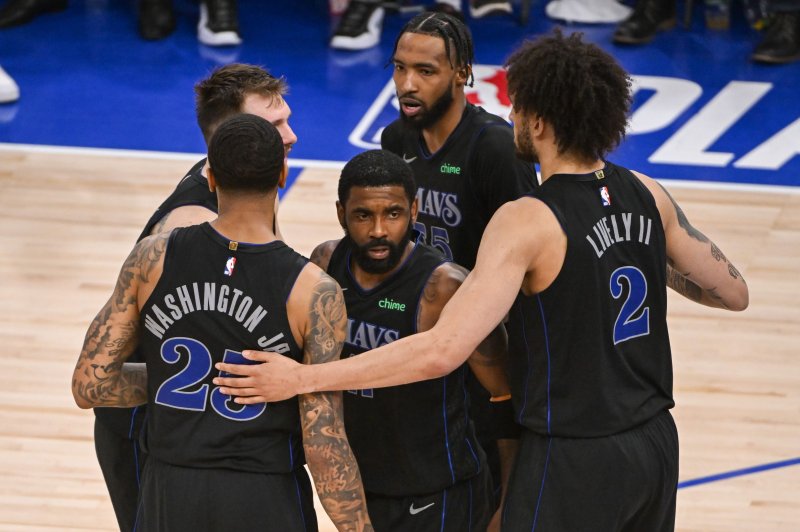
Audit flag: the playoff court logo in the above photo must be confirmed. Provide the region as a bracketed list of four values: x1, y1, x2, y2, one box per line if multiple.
[349, 65, 511, 150]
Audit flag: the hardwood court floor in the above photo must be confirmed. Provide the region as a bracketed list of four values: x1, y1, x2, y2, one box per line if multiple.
[0, 146, 797, 531]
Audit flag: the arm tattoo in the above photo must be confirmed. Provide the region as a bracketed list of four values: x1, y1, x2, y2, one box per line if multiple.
[657, 182, 709, 243]
[301, 273, 372, 531]
[665, 264, 703, 303]
[711, 242, 745, 282]
[73, 235, 167, 408]
[148, 214, 169, 235]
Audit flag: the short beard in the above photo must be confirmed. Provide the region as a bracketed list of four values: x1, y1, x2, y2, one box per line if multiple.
[514, 120, 538, 163]
[345, 223, 414, 275]
[399, 82, 455, 131]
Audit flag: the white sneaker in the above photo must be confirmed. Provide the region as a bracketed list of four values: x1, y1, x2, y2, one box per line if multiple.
[546, 0, 632, 24]
[331, 1, 384, 51]
[0, 66, 20, 104]
[198, 2, 242, 47]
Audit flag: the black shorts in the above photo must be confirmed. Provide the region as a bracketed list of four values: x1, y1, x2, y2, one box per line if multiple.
[365, 466, 493, 532]
[501, 410, 678, 532]
[135, 458, 318, 532]
[94, 408, 146, 532]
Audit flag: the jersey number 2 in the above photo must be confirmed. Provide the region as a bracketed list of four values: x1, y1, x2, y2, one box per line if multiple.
[609, 266, 650, 345]
[155, 337, 267, 421]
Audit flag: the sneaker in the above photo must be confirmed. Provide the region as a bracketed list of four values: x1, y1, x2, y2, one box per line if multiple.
[469, 0, 511, 19]
[751, 12, 800, 64]
[331, 1, 384, 50]
[198, 0, 241, 47]
[546, 0, 631, 24]
[0, 66, 20, 104]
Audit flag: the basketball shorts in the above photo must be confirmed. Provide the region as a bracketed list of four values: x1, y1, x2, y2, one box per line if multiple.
[135, 457, 318, 532]
[94, 408, 146, 532]
[501, 409, 678, 531]
[365, 465, 493, 532]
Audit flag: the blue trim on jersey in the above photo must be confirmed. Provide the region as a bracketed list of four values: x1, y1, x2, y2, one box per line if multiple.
[464, 437, 480, 476]
[293, 470, 309, 532]
[516, 304, 533, 426]
[440, 487, 448, 532]
[460, 365, 481, 475]
[129, 406, 142, 488]
[132, 494, 143, 532]
[442, 377, 456, 485]
[288, 434, 294, 469]
[536, 296, 553, 434]
[128, 406, 138, 438]
[531, 437, 553, 532]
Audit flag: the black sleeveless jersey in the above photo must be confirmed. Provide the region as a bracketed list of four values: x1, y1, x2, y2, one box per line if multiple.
[381, 104, 537, 270]
[506, 162, 674, 438]
[137, 158, 217, 241]
[327, 241, 485, 496]
[95, 158, 217, 435]
[138, 223, 308, 473]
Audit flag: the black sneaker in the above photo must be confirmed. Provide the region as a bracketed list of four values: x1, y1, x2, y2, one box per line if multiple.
[469, 0, 512, 19]
[198, 0, 241, 46]
[331, 1, 384, 51]
[751, 12, 800, 64]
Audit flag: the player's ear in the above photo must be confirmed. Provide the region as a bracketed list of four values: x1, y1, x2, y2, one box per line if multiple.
[410, 197, 418, 224]
[336, 201, 346, 230]
[278, 162, 288, 189]
[207, 167, 217, 192]
[455, 65, 469, 88]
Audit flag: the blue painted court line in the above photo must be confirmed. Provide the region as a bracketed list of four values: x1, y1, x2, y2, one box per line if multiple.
[678, 457, 800, 489]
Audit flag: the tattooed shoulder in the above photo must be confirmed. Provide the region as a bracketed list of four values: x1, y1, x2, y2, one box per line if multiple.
[656, 182, 709, 243]
[304, 272, 346, 365]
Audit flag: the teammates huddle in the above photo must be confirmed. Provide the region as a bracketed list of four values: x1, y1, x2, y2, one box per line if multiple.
[72, 12, 748, 532]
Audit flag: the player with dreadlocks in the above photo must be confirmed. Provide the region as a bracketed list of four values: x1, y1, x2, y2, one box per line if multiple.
[380, 11, 538, 527]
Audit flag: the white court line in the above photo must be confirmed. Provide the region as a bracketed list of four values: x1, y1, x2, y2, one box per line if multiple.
[1, 142, 798, 195]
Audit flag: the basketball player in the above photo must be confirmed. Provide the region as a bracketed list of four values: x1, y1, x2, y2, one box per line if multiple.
[72, 114, 373, 531]
[305, 149, 515, 531]
[91, 63, 296, 531]
[380, 10, 538, 503]
[214, 31, 749, 531]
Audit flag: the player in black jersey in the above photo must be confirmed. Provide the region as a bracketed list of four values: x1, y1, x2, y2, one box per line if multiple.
[91, 63, 298, 531]
[302, 150, 514, 531]
[73, 115, 373, 531]
[216, 31, 750, 532]
[381, 11, 537, 505]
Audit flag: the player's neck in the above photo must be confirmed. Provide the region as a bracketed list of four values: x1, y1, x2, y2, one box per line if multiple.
[539, 149, 604, 184]
[212, 196, 277, 244]
[351, 241, 414, 290]
[421, 96, 466, 155]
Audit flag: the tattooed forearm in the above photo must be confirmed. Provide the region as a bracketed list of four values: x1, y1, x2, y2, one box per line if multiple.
[666, 264, 703, 303]
[301, 392, 371, 529]
[73, 235, 165, 409]
[301, 272, 372, 531]
[73, 307, 147, 407]
[657, 182, 709, 243]
[710, 242, 745, 282]
[301, 393, 372, 532]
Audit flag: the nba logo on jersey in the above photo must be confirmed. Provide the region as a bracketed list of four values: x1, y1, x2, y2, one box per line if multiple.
[599, 186, 612, 206]
[349, 65, 511, 149]
[224, 256, 236, 276]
